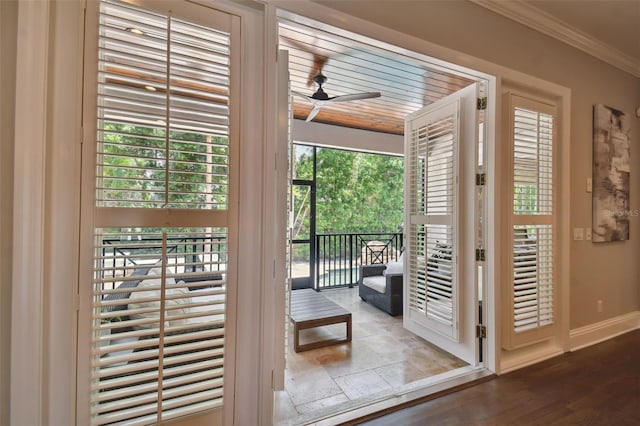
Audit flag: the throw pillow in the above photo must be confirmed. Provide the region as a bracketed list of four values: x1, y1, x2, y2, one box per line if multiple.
[146, 267, 177, 286]
[385, 260, 403, 275]
[128, 275, 191, 329]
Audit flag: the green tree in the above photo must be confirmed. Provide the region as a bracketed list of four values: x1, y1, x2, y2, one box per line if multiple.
[101, 122, 228, 209]
[294, 147, 404, 235]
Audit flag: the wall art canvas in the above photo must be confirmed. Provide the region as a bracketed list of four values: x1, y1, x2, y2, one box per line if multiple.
[593, 104, 631, 242]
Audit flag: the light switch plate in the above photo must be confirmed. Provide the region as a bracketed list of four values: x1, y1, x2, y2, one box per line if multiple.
[585, 228, 592, 240]
[573, 228, 584, 240]
[586, 178, 592, 193]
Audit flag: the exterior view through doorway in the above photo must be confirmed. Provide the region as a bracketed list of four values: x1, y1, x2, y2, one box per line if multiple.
[274, 8, 495, 425]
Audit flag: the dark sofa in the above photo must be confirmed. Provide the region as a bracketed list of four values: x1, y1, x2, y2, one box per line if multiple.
[358, 264, 403, 316]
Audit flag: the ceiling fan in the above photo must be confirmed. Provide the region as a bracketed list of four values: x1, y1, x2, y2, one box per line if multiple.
[292, 73, 381, 122]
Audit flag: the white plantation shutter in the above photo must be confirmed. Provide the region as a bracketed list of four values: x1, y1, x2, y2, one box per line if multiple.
[83, 1, 238, 424]
[97, 0, 230, 209]
[407, 101, 459, 339]
[92, 229, 228, 425]
[504, 94, 556, 349]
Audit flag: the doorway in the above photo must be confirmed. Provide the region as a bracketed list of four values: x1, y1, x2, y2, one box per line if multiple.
[274, 8, 495, 425]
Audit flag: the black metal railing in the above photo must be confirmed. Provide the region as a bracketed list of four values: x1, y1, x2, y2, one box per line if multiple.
[315, 232, 403, 289]
[100, 235, 227, 282]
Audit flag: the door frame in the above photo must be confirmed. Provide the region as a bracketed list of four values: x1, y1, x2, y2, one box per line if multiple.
[290, 145, 318, 290]
[290, 180, 316, 289]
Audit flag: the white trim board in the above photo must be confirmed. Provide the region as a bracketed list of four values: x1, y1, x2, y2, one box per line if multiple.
[292, 119, 403, 156]
[470, 0, 640, 78]
[499, 341, 564, 375]
[570, 311, 640, 352]
[10, 1, 50, 424]
[501, 312, 640, 374]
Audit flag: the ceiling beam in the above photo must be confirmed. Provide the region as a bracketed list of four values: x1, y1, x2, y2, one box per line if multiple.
[292, 119, 404, 155]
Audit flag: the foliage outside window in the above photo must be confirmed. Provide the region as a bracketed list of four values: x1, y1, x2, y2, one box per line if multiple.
[293, 146, 404, 236]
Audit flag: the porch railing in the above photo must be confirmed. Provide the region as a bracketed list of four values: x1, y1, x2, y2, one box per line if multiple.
[100, 235, 227, 283]
[315, 232, 403, 290]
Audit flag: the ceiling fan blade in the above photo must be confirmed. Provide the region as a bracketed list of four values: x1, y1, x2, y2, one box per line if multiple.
[308, 55, 328, 87]
[328, 92, 381, 103]
[282, 39, 331, 86]
[306, 105, 323, 122]
[292, 90, 313, 102]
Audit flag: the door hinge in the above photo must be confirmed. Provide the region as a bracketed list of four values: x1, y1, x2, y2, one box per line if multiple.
[477, 97, 487, 110]
[476, 324, 487, 339]
[475, 248, 485, 262]
[476, 173, 486, 186]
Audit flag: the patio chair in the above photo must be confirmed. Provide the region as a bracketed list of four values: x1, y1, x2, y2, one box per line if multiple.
[358, 254, 404, 316]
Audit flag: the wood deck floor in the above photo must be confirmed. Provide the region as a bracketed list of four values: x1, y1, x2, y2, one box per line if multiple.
[355, 329, 640, 425]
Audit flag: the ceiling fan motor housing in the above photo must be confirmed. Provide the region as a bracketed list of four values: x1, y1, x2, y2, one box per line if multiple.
[313, 73, 328, 86]
[312, 74, 330, 100]
[312, 87, 330, 100]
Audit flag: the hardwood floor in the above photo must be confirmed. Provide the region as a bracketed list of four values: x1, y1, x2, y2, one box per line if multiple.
[355, 330, 640, 426]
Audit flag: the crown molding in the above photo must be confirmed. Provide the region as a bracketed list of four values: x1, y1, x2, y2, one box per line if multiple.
[470, 0, 640, 78]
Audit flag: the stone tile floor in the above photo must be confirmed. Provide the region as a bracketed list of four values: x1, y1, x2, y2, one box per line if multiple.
[274, 287, 466, 425]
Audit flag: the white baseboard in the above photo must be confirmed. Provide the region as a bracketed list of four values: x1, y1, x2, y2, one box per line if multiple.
[499, 345, 564, 374]
[570, 311, 640, 351]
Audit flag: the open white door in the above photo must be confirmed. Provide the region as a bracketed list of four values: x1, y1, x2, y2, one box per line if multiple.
[403, 83, 479, 365]
[272, 48, 291, 391]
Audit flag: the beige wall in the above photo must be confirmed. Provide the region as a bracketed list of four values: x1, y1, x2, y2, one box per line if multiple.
[317, 0, 640, 329]
[0, 0, 637, 421]
[0, 1, 17, 424]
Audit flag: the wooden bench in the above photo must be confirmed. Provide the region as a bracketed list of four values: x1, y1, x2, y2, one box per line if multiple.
[290, 289, 352, 352]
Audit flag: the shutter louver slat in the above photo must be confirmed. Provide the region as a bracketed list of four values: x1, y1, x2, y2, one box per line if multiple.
[512, 224, 553, 333]
[508, 96, 555, 348]
[97, 0, 231, 210]
[90, 1, 233, 422]
[408, 106, 458, 338]
[90, 228, 228, 424]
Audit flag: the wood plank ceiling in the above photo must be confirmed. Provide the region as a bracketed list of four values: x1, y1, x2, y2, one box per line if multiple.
[279, 14, 477, 135]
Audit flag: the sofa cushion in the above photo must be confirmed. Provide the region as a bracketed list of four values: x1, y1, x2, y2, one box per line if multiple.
[362, 275, 387, 293]
[103, 266, 153, 312]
